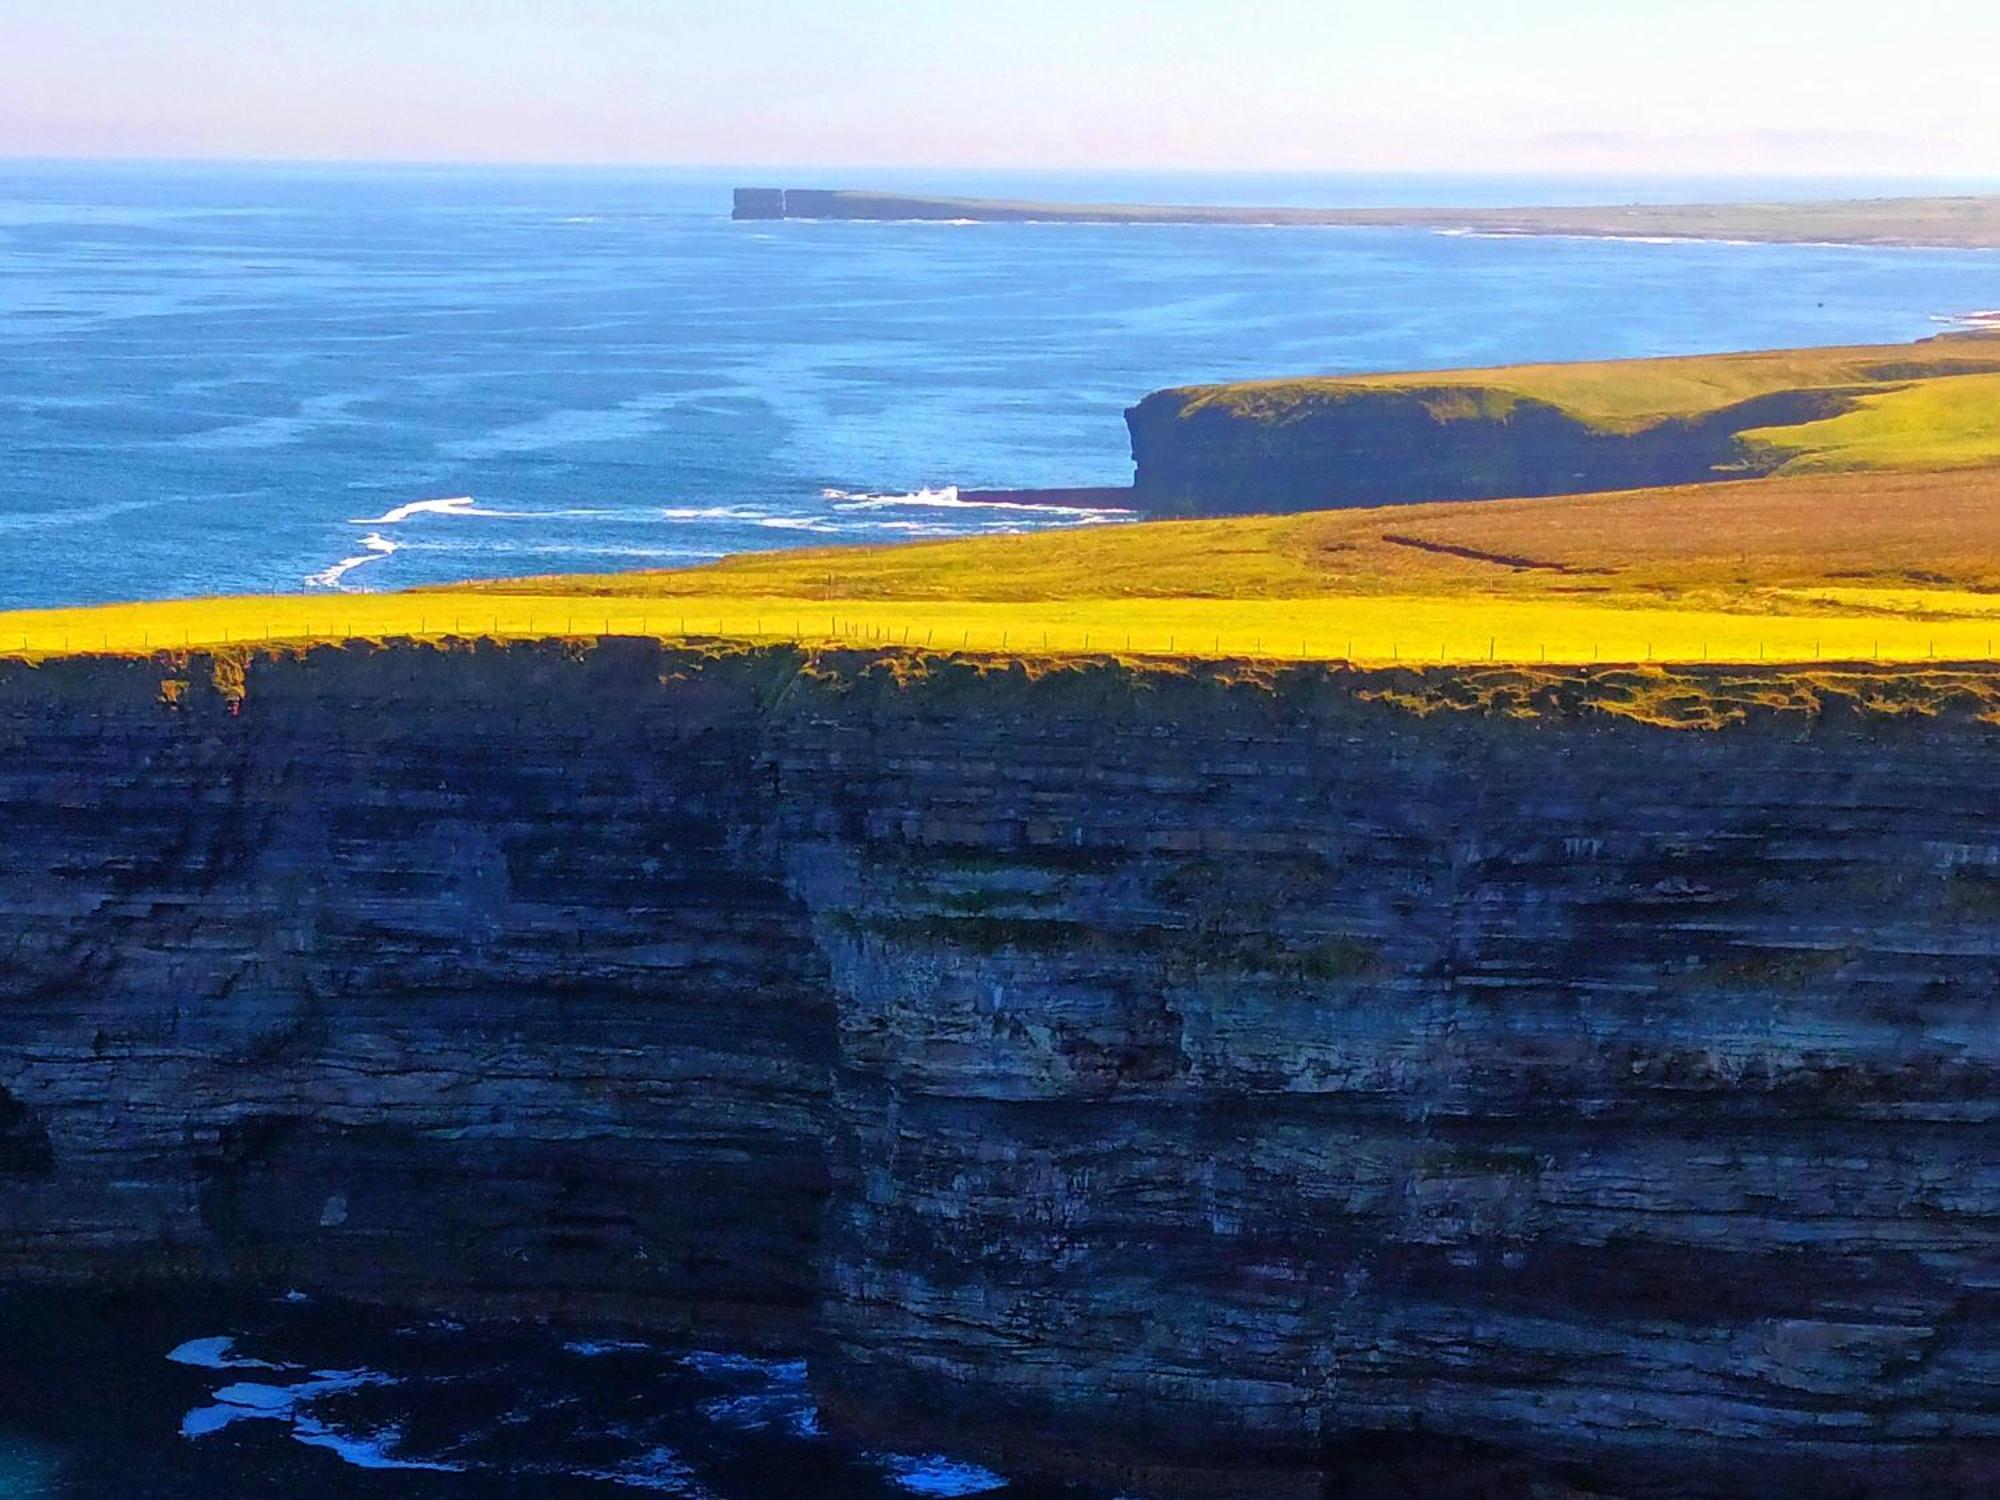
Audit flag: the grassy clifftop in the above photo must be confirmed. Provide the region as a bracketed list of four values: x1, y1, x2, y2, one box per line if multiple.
[1131, 333, 2000, 512]
[475, 465, 2000, 606]
[1174, 334, 2000, 434]
[8, 464, 1995, 675]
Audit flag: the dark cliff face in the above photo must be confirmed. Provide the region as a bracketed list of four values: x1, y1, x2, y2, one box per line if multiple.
[0, 644, 833, 1338]
[1124, 386, 1852, 515]
[1, 643, 1996, 1497]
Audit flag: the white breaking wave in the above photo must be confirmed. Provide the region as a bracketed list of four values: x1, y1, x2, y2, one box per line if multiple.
[305, 532, 398, 589]
[661, 505, 769, 521]
[823, 485, 1132, 518]
[351, 496, 628, 526]
[877, 1453, 1010, 1496]
[350, 495, 483, 525]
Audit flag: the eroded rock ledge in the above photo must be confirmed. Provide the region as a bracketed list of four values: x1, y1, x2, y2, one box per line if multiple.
[1, 642, 1995, 1497]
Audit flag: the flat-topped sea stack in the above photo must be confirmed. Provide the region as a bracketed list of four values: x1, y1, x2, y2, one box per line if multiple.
[733, 185, 2000, 248]
[1126, 331, 2000, 514]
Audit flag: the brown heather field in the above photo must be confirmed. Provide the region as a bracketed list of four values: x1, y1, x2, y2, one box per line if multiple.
[470, 465, 2000, 611]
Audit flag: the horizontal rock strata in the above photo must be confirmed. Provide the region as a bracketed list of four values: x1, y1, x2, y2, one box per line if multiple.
[0, 642, 1994, 1496]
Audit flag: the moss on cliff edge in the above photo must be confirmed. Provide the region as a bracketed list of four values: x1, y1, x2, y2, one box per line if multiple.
[39, 640, 2000, 735]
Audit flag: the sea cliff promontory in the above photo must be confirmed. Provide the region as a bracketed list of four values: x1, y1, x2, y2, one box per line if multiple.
[735, 186, 2000, 249]
[1125, 332, 2000, 514]
[1, 642, 1995, 1496]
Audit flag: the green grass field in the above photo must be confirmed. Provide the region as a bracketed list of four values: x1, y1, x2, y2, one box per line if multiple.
[1177, 332, 2000, 431]
[1739, 371, 2000, 473]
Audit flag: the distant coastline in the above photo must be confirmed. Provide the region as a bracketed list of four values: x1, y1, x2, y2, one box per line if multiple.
[734, 187, 2000, 250]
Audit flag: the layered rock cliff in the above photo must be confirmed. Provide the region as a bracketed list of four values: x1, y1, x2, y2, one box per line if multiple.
[1123, 385, 1851, 515]
[1121, 334, 2000, 515]
[1, 642, 1995, 1497]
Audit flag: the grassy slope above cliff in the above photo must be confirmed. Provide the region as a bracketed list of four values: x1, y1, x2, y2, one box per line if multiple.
[1125, 333, 2000, 515]
[1168, 334, 2000, 434]
[479, 465, 2000, 605]
[11, 465, 2000, 669]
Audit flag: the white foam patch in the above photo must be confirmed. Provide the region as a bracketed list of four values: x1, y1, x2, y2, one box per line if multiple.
[679, 1351, 808, 1383]
[289, 1417, 463, 1472]
[696, 1391, 817, 1434]
[824, 485, 1131, 518]
[305, 532, 398, 589]
[349, 496, 626, 526]
[166, 1336, 289, 1372]
[349, 495, 481, 525]
[563, 1338, 652, 1357]
[879, 1453, 1011, 1496]
[661, 505, 768, 521]
[577, 1444, 705, 1493]
[177, 1363, 455, 1472]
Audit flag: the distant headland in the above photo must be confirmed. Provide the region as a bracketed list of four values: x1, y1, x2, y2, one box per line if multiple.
[734, 186, 2000, 250]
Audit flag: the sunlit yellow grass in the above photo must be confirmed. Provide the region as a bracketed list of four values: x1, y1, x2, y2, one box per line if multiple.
[3, 589, 1995, 667]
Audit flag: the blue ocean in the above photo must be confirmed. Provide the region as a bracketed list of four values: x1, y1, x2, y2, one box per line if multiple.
[2, 162, 1997, 609]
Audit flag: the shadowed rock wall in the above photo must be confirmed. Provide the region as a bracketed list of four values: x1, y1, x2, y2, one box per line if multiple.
[1123, 386, 1854, 515]
[1, 643, 1994, 1496]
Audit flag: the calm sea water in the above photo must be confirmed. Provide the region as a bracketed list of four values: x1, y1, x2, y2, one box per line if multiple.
[2, 162, 1997, 608]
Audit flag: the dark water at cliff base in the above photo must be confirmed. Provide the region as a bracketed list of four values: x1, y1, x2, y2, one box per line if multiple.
[0, 1290, 1106, 1499]
[0, 1290, 1614, 1500]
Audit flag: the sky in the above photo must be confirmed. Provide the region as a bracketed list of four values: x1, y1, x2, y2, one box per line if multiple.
[3, 0, 1997, 176]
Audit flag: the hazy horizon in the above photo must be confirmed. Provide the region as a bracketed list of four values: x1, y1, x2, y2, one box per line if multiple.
[5, 2, 1997, 177]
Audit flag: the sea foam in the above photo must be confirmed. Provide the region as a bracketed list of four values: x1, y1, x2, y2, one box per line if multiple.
[304, 532, 398, 589]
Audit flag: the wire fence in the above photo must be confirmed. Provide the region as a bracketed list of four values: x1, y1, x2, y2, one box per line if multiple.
[9, 601, 2000, 668]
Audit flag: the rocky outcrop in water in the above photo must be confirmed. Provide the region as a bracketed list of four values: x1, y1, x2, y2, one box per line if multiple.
[1, 643, 1995, 1496]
